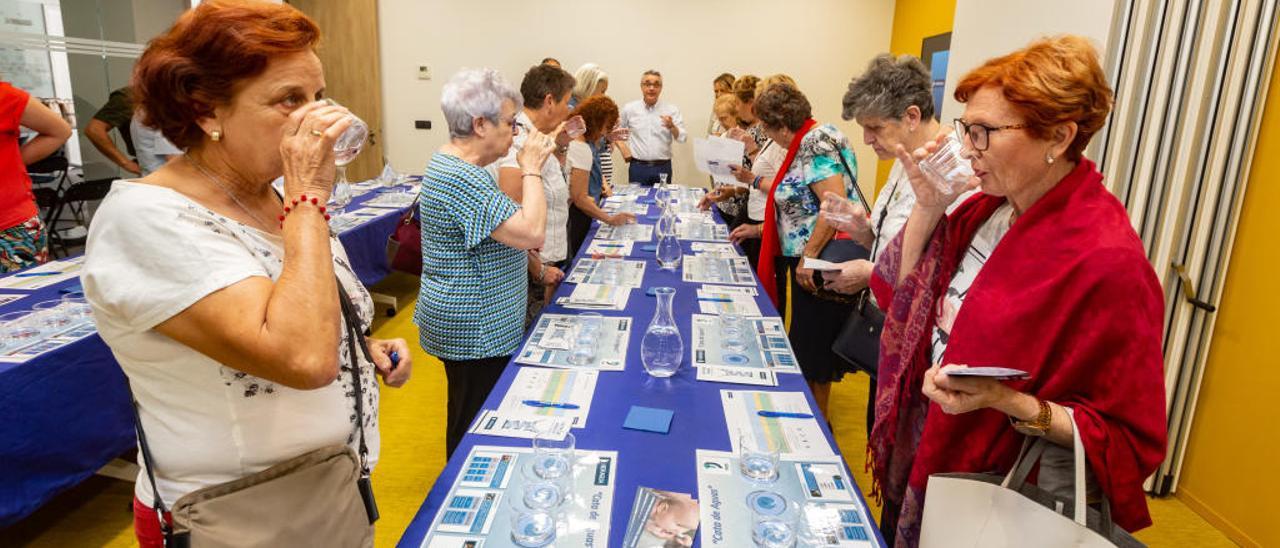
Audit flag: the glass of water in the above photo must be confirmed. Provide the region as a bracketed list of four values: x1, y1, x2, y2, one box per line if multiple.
[748, 493, 799, 548]
[919, 137, 975, 195]
[577, 312, 603, 334]
[520, 459, 570, 510]
[0, 311, 40, 350]
[569, 328, 596, 366]
[820, 193, 854, 226]
[720, 313, 748, 353]
[510, 501, 558, 547]
[323, 98, 369, 210]
[31, 300, 72, 333]
[532, 431, 575, 480]
[739, 433, 781, 483]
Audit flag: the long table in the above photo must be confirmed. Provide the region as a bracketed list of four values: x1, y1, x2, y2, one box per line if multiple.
[0, 181, 414, 526]
[399, 186, 884, 547]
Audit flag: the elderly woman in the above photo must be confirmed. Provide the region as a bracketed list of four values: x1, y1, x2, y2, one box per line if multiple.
[0, 80, 70, 271]
[750, 82, 860, 415]
[81, 2, 412, 546]
[867, 36, 1166, 546]
[571, 63, 625, 194]
[565, 95, 635, 256]
[417, 68, 554, 457]
[706, 72, 736, 136]
[718, 74, 790, 269]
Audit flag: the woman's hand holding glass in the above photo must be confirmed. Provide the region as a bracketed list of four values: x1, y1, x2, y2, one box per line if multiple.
[893, 139, 979, 211]
[517, 131, 556, 173]
[820, 191, 872, 239]
[279, 101, 354, 201]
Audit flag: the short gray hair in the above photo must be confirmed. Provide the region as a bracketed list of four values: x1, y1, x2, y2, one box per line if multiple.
[441, 68, 523, 139]
[572, 63, 608, 101]
[842, 54, 935, 121]
[642, 69, 662, 80]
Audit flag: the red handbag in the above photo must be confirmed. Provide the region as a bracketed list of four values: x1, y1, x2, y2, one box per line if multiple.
[386, 200, 421, 275]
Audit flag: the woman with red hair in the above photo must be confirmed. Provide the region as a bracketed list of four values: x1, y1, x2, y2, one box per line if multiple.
[81, 1, 411, 545]
[867, 35, 1166, 545]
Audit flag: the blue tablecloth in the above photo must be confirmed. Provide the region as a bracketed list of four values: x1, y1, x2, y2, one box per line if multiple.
[398, 190, 884, 547]
[0, 184, 414, 526]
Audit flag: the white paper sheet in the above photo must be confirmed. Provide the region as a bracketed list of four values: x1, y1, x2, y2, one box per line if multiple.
[495, 368, 599, 428]
[721, 390, 834, 457]
[693, 136, 746, 185]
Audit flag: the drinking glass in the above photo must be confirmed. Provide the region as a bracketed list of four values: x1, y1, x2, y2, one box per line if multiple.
[569, 329, 596, 366]
[520, 459, 569, 510]
[532, 431, 575, 480]
[919, 137, 975, 195]
[577, 312, 604, 334]
[820, 193, 854, 225]
[510, 502, 558, 547]
[748, 493, 799, 548]
[564, 115, 586, 138]
[31, 300, 72, 333]
[323, 98, 369, 210]
[60, 295, 92, 322]
[739, 433, 781, 483]
[720, 313, 748, 354]
[0, 311, 40, 350]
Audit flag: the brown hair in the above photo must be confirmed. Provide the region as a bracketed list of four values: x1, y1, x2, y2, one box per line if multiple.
[732, 74, 761, 103]
[954, 35, 1113, 161]
[570, 95, 619, 143]
[754, 83, 811, 132]
[132, 0, 321, 149]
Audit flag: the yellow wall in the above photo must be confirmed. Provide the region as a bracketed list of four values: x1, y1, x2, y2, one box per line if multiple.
[1176, 58, 1280, 548]
[877, 0, 957, 191]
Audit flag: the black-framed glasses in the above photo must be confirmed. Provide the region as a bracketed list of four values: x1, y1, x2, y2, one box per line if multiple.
[953, 118, 1028, 151]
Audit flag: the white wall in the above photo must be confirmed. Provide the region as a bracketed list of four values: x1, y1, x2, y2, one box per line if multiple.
[377, 0, 895, 194]
[940, 0, 1118, 121]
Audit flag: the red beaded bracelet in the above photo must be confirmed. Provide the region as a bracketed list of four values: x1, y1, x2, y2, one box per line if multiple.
[278, 193, 330, 228]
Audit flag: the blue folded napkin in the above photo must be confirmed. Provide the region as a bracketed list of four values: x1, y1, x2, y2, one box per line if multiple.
[623, 406, 673, 434]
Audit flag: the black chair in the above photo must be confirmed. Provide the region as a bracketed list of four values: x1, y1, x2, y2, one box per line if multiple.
[45, 178, 114, 257]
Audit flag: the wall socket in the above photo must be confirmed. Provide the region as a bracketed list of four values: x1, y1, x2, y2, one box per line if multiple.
[415, 120, 431, 130]
[418, 65, 432, 81]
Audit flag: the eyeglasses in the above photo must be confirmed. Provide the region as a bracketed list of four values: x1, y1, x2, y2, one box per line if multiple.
[641, 82, 663, 88]
[953, 118, 1028, 151]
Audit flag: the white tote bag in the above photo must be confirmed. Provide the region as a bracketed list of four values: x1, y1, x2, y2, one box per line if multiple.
[919, 408, 1144, 548]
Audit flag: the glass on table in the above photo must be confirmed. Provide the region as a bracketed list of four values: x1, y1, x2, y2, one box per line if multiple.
[720, 313, 748, 354]
[0, 311, 41, 349]
[739, 432, 781, 483]
[569, 330, 596, 366]
[532, 431, 575, 480]
[60, 295, 93, 322]
[31, 299, 73, 333]
[520, 458, 570, 510]
[509, 501, 558, 547]
[747, 492, 799, 548]
[577, 312, 604, 334]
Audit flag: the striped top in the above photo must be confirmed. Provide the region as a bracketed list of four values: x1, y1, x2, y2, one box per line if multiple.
[415, 152, 526, 361]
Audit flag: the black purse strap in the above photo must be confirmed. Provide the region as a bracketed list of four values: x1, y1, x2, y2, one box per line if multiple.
[337, 281, 375, 476]
[128, 280, 375, 545]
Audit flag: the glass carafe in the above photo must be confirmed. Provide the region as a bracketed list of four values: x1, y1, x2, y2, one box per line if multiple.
[640, 287, 683, 377]
[655, 207, 681, 270]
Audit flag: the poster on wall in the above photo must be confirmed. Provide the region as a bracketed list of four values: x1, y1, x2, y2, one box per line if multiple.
[921, 32, 952, 122]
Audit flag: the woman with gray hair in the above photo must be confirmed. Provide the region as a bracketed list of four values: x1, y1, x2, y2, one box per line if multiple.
[415, 68, 555, 457]
[821, 54, 964, 295]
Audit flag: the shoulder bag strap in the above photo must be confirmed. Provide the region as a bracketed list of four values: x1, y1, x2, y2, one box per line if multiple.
[129, 392, 180, 546]
[336, 282, 374, 475]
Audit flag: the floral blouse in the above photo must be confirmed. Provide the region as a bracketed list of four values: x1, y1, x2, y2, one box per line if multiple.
[773, 123, 859, 257]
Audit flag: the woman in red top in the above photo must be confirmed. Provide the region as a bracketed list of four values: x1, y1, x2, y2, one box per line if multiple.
[0, 81, 71, 271]
[867, 36, 1167, 546]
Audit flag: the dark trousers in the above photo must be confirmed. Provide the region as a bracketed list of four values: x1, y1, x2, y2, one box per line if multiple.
[443, 355, 510, 458]
[568, 204, 592, 258]
[739, 222, 762, 272]
[627, 159, 672, 186]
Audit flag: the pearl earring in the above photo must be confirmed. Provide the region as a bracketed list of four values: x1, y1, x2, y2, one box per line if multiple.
[1046, 154, 1055, 165]
[211, 130, 222, 142]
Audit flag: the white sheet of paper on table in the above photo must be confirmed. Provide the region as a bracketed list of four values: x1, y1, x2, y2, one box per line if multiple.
[495, 368, 599, 428]
[584, 239, 634, 257]
[721, 389, 834, 457]
[561, 283, 631, 311]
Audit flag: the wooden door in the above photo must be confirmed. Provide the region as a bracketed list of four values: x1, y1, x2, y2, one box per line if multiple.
[286, 0, 384, 182]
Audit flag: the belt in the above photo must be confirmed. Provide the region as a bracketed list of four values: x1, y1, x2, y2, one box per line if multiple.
[631, 159, 671, 166]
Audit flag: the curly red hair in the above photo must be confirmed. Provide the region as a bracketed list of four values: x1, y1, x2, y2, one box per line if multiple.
[570, 95, 619, 143]
[954, 35, 1113, 161]
[132, 0, 321, 149]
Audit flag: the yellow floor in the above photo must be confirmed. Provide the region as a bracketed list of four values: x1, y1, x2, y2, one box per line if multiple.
[3, 273, 1238, 547]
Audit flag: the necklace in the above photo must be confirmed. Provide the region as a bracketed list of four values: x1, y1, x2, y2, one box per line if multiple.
[186, 154, 277, 233]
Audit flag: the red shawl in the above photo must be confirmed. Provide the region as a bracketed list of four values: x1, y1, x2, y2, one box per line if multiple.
[868, 159, 1167, 542]
[757, 118, 816, 305]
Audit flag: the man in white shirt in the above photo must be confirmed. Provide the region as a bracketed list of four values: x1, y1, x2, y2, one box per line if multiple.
[617, 70, 687, 185]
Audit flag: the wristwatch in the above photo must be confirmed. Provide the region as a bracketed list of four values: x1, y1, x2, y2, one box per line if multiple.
[1012, 399, 1052, 437]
